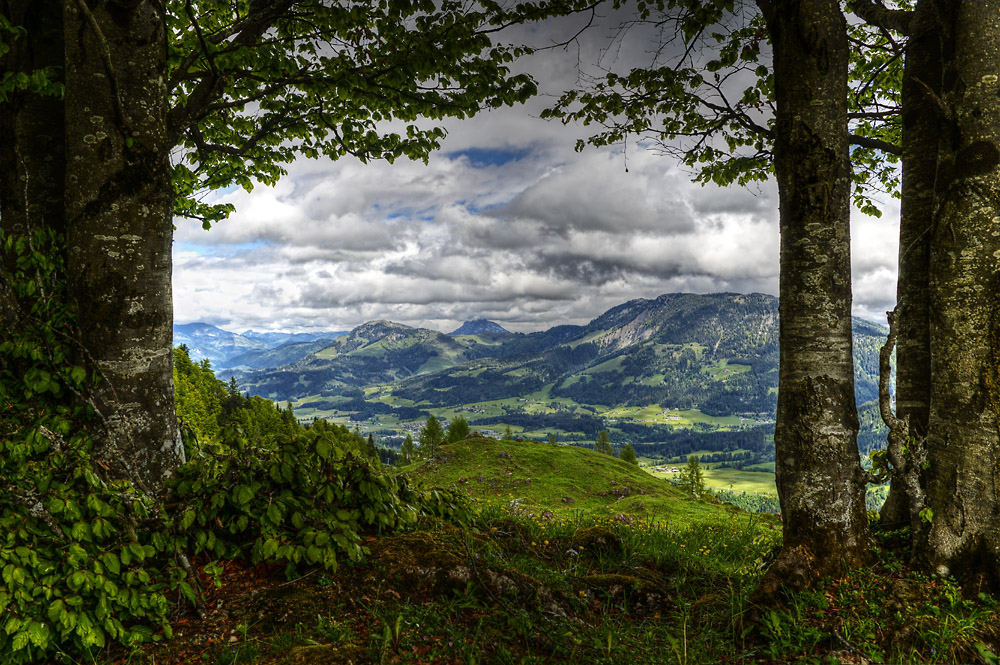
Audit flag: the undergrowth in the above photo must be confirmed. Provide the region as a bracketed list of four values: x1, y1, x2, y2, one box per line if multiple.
[0, 230, 468, 664]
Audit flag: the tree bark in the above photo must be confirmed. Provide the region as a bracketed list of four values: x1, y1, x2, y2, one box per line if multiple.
[754, 0, 872, 600]
[0, 1, 65, 319]
[918, 0, 1000, 591]
[879, 0, 943, 531]
[62, 0, 183, 495]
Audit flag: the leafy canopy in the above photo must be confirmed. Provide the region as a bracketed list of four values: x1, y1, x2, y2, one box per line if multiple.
[166, 0, 601, 225]
[542, 0, 905, 216]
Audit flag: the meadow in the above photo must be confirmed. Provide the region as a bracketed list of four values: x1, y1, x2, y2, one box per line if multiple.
[108, 437, 1000, 665]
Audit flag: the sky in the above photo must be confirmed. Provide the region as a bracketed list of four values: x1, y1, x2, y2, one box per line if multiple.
[171, 7, 900, 335]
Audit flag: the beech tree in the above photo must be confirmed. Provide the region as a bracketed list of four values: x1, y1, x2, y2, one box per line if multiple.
[552, 0, 1000, 591]
[850, 0, 1000, 589]
[0, 0, 592, 496]
[915, 0, 1000, 589]
[547, 0, 876, 592]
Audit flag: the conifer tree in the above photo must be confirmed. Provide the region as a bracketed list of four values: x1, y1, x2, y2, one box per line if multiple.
[595, 430, 614, 456]
[446, 416, 470, 443]
[679, 455, 704, 499]
[401, 433, 415, 462]
[419, 416, 445, 457]
[621, 443, 638, 466]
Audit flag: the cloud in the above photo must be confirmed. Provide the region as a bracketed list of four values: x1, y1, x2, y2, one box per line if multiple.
[172, 11, 898, 335]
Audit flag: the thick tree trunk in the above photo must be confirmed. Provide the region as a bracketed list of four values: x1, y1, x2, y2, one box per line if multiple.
[0, 1, 65, 317]
[62, 0, 183, 495]
[754, 0, 872, 600]
[879, 0, 943, 532]
[918, 0, 1000, 591]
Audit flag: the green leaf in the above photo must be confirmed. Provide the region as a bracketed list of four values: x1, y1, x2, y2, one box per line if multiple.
[102, 552, 120, 575]
[179, 581, 197, 604]
[128, 543, 145, 561]
[11, 630, 28, 651]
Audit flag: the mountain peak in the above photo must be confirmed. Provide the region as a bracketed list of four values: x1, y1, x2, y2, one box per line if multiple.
[449, 319, 510, 335]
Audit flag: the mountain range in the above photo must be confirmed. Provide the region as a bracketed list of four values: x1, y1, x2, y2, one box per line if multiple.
[173, 323, 349, 369]
[182, 294, 889, 451]
[174, 294, 891, 458]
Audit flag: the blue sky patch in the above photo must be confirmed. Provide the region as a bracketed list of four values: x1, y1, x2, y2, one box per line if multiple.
[175, 239, 269, 257]
[445, 146, 531, 168]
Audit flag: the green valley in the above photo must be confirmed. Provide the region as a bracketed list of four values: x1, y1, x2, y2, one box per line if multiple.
[221, 293, 890, 491]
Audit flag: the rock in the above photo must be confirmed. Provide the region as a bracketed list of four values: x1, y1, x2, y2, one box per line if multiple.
[366, 532, 471, 596]
[577, 573, 673, 616]
[273, 644, 370, 664]
[561, 496, 575, 504]
[573, 526, 623, 556]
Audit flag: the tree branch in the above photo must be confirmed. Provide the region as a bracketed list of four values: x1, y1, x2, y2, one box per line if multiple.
[848, 0, 913, 35]
[850, 133, 901, 155]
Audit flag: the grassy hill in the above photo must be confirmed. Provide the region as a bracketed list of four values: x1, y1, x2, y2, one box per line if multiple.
[405, 436, 740, 525]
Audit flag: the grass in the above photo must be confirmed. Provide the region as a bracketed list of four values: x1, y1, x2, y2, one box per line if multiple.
[403, 437, 745, 524]
[646, 465, 778, 496]
[95, 440, 1000, 665]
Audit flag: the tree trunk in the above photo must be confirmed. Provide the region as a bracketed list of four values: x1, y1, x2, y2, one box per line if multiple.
[62, 0, 183, 495]
[754, 0, 872, 600]
[0, 1, 65, 317]
[879, 0, 943, 532]
[918, 0, 1000, 591]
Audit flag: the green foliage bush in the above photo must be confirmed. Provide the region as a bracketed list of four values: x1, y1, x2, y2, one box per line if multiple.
[0, 229, 471, 663]
[171, 434, 424, 577]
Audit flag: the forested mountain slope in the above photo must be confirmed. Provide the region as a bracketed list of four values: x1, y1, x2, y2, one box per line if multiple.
[228, 293, 888, 423]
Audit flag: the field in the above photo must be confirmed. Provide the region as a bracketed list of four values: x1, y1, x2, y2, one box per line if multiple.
[290, 388, 762, 437]
[645, 465, 778, 496]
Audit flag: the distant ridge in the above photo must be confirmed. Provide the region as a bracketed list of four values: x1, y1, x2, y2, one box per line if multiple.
[173, 322, 346, 368]
[449, 319, 510, 335]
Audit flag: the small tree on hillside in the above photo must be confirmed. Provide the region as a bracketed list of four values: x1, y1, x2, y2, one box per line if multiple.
[419, 416, 445, 457]
[447, 416, 470, 443]
[596, 430, 614, 456]
[620, 443, 638, 466]
[679, 455, 704, 499]
[401, 433, 416, 462]
[548, 433, 557, 445]
[503, 426, 514, 441]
